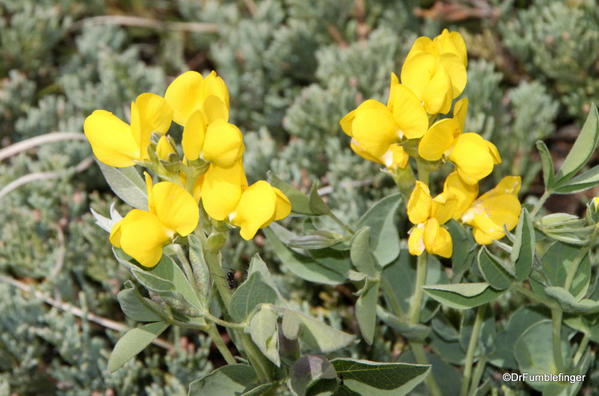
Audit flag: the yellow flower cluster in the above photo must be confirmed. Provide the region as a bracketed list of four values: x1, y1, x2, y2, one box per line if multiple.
[340, 29, 522, 256]
[84, 71, 291, 267]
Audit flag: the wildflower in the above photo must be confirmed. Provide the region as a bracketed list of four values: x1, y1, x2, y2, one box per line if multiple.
[418, 98, 467, 162]
[229, 181, 292, 240]
[200, 161, 248, 221]
[448, 133, 501, 185]
[462, 176, 522, 245]
[156, 136, 176, 161]
[407, 181, 454, 258]
[84, 93, 172, 167]
[182, 111, 244, 168]
[436, 171, 478, 220]
[165, 71, 230, 125]
[110, 173, 199, 267]
[401, 29, 467, 114]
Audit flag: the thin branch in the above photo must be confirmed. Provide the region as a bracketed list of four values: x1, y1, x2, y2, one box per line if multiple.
[0, 132, 86, 162]
[78, 15, 219, 34]
[317, 180, 371, 196]
[0, 275, 174, 351]
[0, 157, 94, 200]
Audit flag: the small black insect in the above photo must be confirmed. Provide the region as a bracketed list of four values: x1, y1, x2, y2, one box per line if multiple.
[339, 374, 344, 386]
[226, 270, 238, 289]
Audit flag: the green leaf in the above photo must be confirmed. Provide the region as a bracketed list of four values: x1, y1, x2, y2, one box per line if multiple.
[230, 272, 278, 322]
[555, 103, 599, 183]
[514, 320, 569, 393]
[188, 364, 257, 396]
[308, 183, 331, 215]
[117, 284, 163, 322]
[377, 306, 431, 341]
[510, 208, 534, 281]
[107, 321, 169, 372]
[356, 193, 402, 267]
[249, 304, 280, 367]
[288, 231, 346, 250]
[331, 358, 430, 396]
[542, 242, 591, 298]
[281, 309, 355, 353]
[97, 161, 147, 210]
[536, 140, 555, 188]
[350, 227, 378, 276]
[188, 235, 211, 301]
[355, 280, 379, 345]
[268, 172, 313, 215]
[477, 247, 512, 290]
[265, 228, 348, 285]
[423, 283, 503, 310]
[446, 220, 476, 280]
[544, 287, 599, 314]
[289, 355, 337, 396]
[553, 164, 599, 193]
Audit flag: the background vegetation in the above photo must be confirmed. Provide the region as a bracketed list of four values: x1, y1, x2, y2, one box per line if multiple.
[1, 0, 597, 394]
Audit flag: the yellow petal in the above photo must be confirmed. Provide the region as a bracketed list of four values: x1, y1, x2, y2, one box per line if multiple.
[442, 171, 478, 219]
[382, 144, 409, 170]
[453, 98, 468, 132]
[273, 187, 292, 220]
[165, 71, 205, 125]
[83, 110, 139, 167]
[118, 209, 170, 268]
[408, 225, 426, 256]
[427, 221, 453, 258]
[418, 118, 459, 161]
[478, 176, 521, 201]
[440, 54, 467, 98]
[202, 120, 244, 168]
[388, 83, 428, 139]
[145, 172, 155, 213]
[231, 181, 277, 240]
[405, 36, 437, 63]
[433, 29, 467, 67]
[350, 139, 384, 164]
[422, 61, 453, 114]
[134, 93, 173, 154]
[156, 135, 176, 161]
[407, 181, 432, 224]
[203, 95, 230, 123]
[431, 193, 458, 225]
[182, 111, 207, 161]
[201, 162, 247, 221]
[151, 181, 199, 236]
[449, 133, 497, 185]
[340, 109, 356, 137]
[351, 100, 399, 158]
[401, 53, 452, 114]
[203, 71, 230, 110]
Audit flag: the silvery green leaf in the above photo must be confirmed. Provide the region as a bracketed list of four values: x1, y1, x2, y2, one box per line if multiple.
[96, 161, 147, 210]
[107, 321, 169, 372]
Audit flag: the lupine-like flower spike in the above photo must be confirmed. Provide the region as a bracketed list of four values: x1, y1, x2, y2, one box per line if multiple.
[84, 93, 173, 167]
[461, 176, 522, 244]
[110, 173, 199, 267]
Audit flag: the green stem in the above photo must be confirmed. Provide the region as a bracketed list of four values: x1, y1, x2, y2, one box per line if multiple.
[531, 190, 551, 217]
[469, 357, 487, 396]
[408, 253, 428, 325]
[327, 211, 355, 234]
[406, 253, 442, 396]
[460, 305, 486, 396]
[573, 333, 590, 366]
[172, 244, 196, 289]
[380, 276, 404, 317]
[204, 245, 273, 382]
[416, 159, 430, 185]
[204, 313, 247, 329]
[206, 323, 237, 365]
[551, 307, 565, 372]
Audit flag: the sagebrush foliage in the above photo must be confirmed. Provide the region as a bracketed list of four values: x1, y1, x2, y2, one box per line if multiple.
[1, 0, 598, 394]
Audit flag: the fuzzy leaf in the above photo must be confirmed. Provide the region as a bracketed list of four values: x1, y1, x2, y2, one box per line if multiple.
[350, 227, 378, 276]
[423, 283, 503, 310]
[289, 355, 336, 396]
[281, 309, 355, 353]
[117, 285, 163, 322]
[230, 272, 278, 322]
[107, 321, 169, 372]
[536, 140, 555, 188]
[355, 280, 379, 345]
[477, 247, 512, 290]
[249, 305, 280, 367]
[510, 208, 534, 281]
[188, 364, 257, 396]
[97, 161, 147, 210]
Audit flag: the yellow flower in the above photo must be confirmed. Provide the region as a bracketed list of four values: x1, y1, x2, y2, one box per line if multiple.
[382, 143, 409, 170]
[462, 176, 522, 245]
[230, 181, 292, 240]
[201, 160, 248, 221]
[406, 181, 454, 258]
[418, 97, 467, 162]
[165, 71, 230, 125]
[84, 93, 172, 167]
[387, 73, 429, 139]
[448, 133, 501, 185]
[437, 171, 478, 220]
[401, 29, 467, 114]
[109, 173, 199, 267]
[593, 197, 599, 210]
[182, 111, 244, 168]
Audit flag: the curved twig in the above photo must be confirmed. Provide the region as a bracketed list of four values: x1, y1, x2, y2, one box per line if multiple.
[0, 132, 86, 162]
[77, 15, 219, 34]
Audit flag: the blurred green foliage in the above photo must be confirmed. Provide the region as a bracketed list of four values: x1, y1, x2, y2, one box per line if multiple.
[0, 0, 597, 394]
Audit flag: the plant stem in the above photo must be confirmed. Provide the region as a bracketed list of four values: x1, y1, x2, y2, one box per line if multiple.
[204, 245, 273, 382]
[551, 307, 565, 372]
[469, 357, 487, 396]
[531, 190, 551, 217]
[416, 159, 430, 185]
[408, 253, 428, 325]
[573, 333, 590, 366]
[460, 305, 486, 396]
[406, 253, 441, 396]
[327, 211, 355, 234]
[206, 323, 237, 365]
